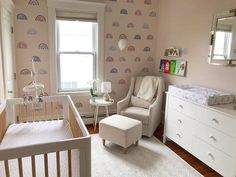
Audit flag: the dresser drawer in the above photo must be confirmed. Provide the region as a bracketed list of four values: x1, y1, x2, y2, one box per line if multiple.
[167, 108, 194, 130]
[194, 122, 236, 157]
[193, 137, 236, 177]
[168, 95, 196, 119]
[196, 106, 236, 138]
[165, 120, 193, 153]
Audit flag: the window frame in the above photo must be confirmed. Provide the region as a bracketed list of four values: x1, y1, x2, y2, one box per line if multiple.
[56, 19, 97, 92]
[47, 0, 105, 96]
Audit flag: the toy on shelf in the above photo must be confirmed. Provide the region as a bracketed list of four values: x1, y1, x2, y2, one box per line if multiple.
[164, 47, 181, 57]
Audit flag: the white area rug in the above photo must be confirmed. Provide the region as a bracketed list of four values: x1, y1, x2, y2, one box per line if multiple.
[92, 134, 202, 177]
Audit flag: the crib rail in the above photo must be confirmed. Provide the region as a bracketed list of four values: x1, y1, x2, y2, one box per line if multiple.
[6, 96, 67, 123]
[0, 101, 7, 143]
[16, 101, 63, 123]
[0, 95, 91, 177]
[0, 137, 91, 177]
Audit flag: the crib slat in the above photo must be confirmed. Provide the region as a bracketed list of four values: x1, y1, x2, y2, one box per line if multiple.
[44, 154, 49, 177]
[68, 150, 72, 177]
[57, 101, 60, 118]
[4, 160, 10, 177]
[18, 158, 23, 177]
[56, 152, 61, 177]
[0, 110, 7, 143]
[31, 155, 36, 177]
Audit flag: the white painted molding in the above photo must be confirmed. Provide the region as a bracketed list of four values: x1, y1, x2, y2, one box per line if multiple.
[1, 0, 15, 12]
[47, 0, 106, 11]
[48, 6, 57, 95]
[47, 0, 105, 95]
[0, 0, 16, 98]
[82, 108, 117, 125]
[81, 108, 116, 117]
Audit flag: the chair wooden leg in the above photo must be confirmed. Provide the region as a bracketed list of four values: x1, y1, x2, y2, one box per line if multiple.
[102, 139, 106, 146]
[135, 140, 139, 146]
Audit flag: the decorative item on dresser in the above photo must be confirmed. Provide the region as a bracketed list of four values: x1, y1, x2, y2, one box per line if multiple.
[164, 87, 236, 177]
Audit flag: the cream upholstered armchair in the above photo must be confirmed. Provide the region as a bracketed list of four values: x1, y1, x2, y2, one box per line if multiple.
[117, 76, 165, 137]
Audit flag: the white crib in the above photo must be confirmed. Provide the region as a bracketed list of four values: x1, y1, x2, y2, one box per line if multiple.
[0, 95, 91, 177]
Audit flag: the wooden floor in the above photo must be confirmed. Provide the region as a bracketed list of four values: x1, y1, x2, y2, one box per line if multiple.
[87, 124, 221, 177]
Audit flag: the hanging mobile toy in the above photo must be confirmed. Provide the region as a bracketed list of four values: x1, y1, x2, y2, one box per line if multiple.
[23, 57, 44, 103]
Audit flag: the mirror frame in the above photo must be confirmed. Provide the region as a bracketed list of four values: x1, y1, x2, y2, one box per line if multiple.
[208, 9, 236, 66]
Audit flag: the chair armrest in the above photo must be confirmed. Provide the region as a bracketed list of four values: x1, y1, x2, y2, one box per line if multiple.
[117, 97, 130, 114]
[149, 77, 165, 117]
[147, 77, 165, 137]
[149, 96, 162, 117]
[117, 77, 135, 114]
[145, 95, 163, 137]
[149, 78, 165, 117]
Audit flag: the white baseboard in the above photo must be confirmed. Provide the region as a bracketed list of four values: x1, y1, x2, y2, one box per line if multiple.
[83, 117, 105, 125]
[81, 108, 117, 125]
[81, 109, 165, 125]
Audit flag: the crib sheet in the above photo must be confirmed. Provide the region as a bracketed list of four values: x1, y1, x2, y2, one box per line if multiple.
[0, 120, 79, 177]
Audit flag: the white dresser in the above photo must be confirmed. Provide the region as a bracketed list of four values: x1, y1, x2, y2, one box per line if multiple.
[164, 93, 236, 177]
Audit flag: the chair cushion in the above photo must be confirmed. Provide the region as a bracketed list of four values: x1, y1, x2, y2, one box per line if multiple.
[121, 107, 149, 125]
[130, 96, 153, 109]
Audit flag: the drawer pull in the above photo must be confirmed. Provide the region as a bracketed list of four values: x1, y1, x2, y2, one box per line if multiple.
[211, 118, 219, 124]
[177, 119, 182, 124]
[176, 133, 181, 138]
[178, 105, 183, 109]
[207, 152, 215, 160]
[209, 135, 217, 142]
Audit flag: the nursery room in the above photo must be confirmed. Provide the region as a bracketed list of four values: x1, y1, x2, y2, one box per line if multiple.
[0, 0, 236, 176]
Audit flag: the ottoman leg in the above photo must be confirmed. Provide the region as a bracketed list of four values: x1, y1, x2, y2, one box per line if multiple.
[102, 139, 106, 146]
[135, 140, 139, 146]
[123, 148, 127, 154]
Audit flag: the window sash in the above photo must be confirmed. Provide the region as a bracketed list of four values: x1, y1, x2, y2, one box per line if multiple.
[56, 19, 97, 53]
[57, 52, 96, 92]
[56, 19, 97, 92]
[56, 11, 97, 22]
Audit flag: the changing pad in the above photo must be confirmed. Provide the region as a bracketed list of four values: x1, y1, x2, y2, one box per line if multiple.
[168, 85, 235, 106]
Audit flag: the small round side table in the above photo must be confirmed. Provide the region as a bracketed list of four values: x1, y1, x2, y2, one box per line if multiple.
[89, 97, 114, 132]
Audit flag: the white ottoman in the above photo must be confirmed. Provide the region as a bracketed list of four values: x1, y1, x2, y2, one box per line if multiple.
[99, 114, 142, 153]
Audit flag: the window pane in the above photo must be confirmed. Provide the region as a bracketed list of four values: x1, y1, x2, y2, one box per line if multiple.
[59, 54, 94, 91]
[214, 31, 232, 59]
[214, 31, 225, 55]
[57, 20, 96, 52]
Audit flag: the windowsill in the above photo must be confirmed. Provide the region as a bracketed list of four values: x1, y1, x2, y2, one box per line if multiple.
[56, 90, 91, 96]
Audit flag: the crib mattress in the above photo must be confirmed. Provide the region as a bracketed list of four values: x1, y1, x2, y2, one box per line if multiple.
[0, 120, 79, 177]
[168, 85, 235, 106]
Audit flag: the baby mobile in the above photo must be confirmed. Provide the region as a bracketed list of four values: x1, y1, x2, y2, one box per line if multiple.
[23, 56, 44, 104]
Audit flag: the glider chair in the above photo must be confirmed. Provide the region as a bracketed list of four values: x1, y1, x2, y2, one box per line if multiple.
[117, 76, 165, 137]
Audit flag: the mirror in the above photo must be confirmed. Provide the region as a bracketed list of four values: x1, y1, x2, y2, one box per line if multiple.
[208, 9, 236, 66]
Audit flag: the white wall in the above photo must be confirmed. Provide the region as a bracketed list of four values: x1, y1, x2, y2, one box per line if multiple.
[156, 0, 236, 94]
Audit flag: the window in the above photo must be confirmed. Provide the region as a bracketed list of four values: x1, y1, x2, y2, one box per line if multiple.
[47, 1, 105, 95]
[57, 19, 97, 92]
